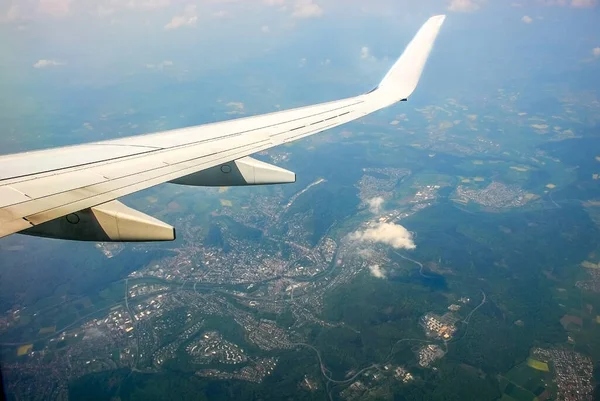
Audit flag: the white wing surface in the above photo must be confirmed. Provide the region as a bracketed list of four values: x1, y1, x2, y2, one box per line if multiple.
[0, 15, 445, 241]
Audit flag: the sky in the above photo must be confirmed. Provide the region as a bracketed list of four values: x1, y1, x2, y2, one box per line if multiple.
[0, 0, 599, 153]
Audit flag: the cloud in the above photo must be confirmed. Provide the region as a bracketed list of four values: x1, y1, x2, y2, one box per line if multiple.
[3, 4, 19, 21]
[368, 264, 387, 279]
[164, 5, 198, 30]
[264, 0, 285, 4]
[261, 24, 270, 33]
[298, 57, 307, 67]
[212, 10, 227, 18]
[350, 222, 416, 250]
[126, 0, 172, 8]
[571, 0, 596, 6]
[292, 0, 323, 18]
[448, 0, 480, 12]
[95, 5, 115, 17]
[593, 47, 600, 57]
[146, 60, 174, 69]
[521, 15, 533, 23]
[360, 46, 371, 60]
[226, 101, 245, 115]
[33, 59, 64, 68]
[540, 0, 597, 6]
[366, 197, 384, 214]
[38, 0, 71, 16]
[357, 248, 374, 258]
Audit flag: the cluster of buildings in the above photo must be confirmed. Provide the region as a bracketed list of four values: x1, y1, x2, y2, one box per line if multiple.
[128, 283, 169, 298]
[132, 294, 167, 322]
[195, 357, 278, 383]
[319, 237, 337, 264]
[392, 366, 414, 383]
[576, 266, 600, 293]
[411, 185, 441, 204]
[356, 167, 411, 206]
[100, 307, 135, 336]
[420, 312, 457, 340]
[454, 181, 531, 208]
[186, 331, 247, 365]
[418, 344, 446, 368]
[532, 348, 594, 401]
[247, 319, 293, 351]
[340, 381, 367, 401]
[153, 321, 205, 368]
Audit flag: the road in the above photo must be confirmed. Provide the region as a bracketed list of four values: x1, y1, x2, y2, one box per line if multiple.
[463, 289, 486, 324]
[393, 251, 436, 278]
[293, 342, 378, 385]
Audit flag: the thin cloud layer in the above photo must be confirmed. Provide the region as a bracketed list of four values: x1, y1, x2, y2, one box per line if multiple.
[145, 60, 173, 69]
[570, 0, 596, 7]
[38, 0, 71, 17]
[368, 264, 387, 279]
[540, 0, 597, 7]
[366, 197, 384, 214]
[592, 47, 600, 57]
[448, 0, 480, 12]
[521, 15, 533, 23]
[350, 222, 416, 250]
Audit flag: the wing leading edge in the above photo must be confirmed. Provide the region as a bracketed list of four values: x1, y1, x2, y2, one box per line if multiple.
[0, 15, 446, 241]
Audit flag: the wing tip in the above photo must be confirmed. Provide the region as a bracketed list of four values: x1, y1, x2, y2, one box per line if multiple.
[430, 14, 447, 26]
[369, 14, 446, 105]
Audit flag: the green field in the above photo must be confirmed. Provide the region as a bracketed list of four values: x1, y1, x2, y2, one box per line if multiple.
[526, 358, 549, 372]
[500, 357, 553, 401]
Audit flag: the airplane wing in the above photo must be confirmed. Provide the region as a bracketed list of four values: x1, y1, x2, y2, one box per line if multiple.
[0, 15, 445, 242]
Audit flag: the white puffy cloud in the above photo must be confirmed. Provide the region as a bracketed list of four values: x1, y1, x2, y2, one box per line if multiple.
[593, 47, 600, 57]
[366, 197, 384, 214]
[448, 0, 480, 12]
[33, 59, 64, 68]
[164, 5, 198, 30]
[292, 0, 323, 18]
[368, 264, 387, 279]
[350, 222, 416, 250]
[521, 15, 533, 23]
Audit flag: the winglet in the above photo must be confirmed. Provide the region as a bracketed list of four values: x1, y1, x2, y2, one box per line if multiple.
[368, 15, 446, 107]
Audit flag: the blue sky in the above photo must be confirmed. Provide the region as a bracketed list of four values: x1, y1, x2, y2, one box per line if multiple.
[0, 0, 599, 152]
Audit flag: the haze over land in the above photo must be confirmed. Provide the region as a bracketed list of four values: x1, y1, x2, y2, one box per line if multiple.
[1, 0, 600, 400]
